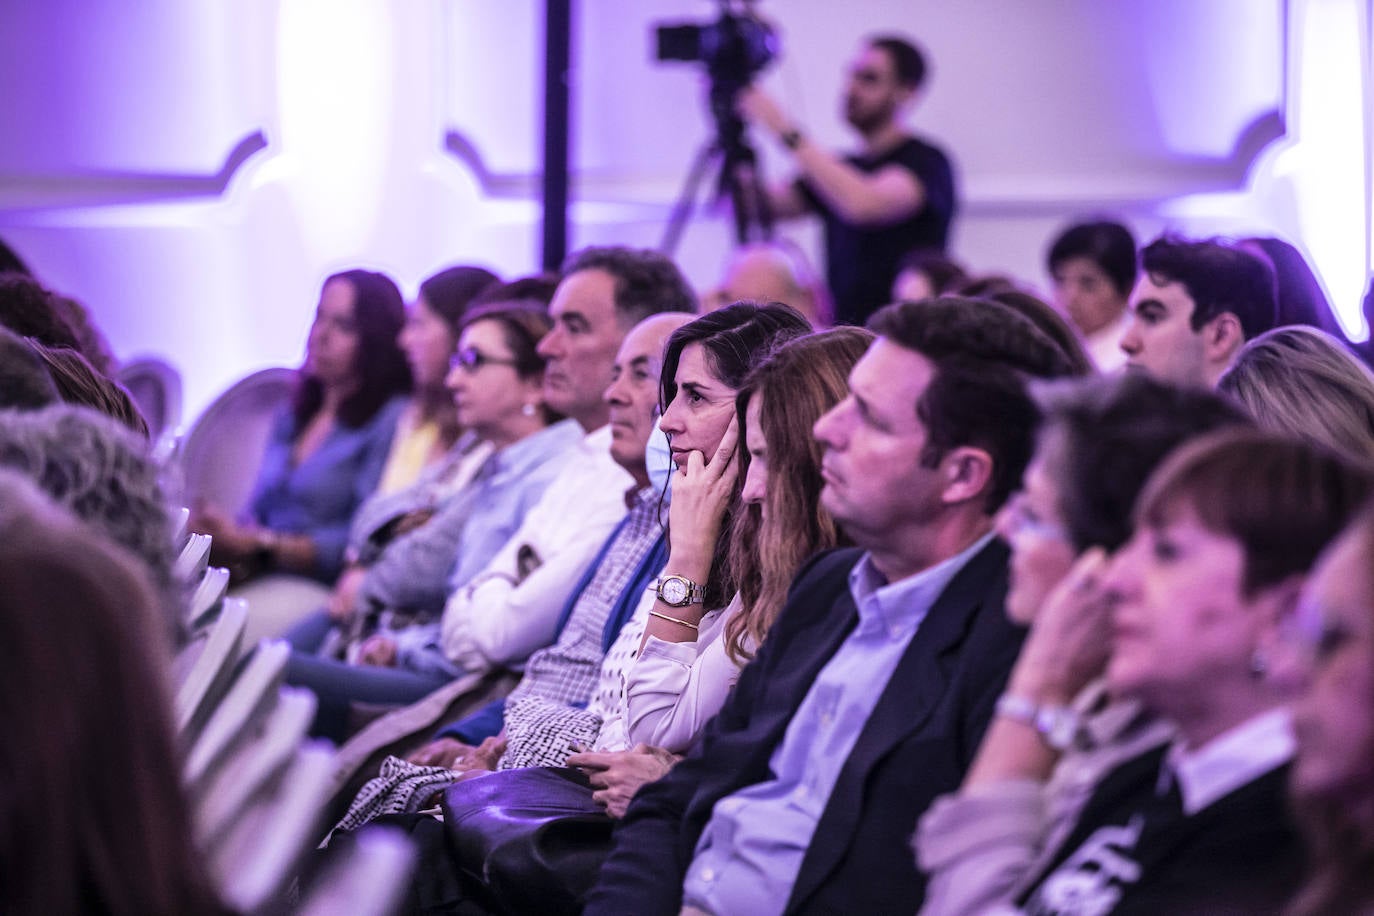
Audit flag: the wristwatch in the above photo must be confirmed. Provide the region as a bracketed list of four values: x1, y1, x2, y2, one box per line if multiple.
[655, 574, 705, 608]
[994, 694, 1083, 752]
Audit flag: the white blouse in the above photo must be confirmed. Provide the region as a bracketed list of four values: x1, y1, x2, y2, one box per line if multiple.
[622, 593, 749, 753]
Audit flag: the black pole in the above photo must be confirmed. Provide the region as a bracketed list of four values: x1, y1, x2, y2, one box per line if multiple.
[541, 0, 571, 271]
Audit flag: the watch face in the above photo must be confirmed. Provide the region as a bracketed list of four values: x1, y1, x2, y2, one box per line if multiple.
[1040, 708, 1079, 750]
[661, 578, 689, 605]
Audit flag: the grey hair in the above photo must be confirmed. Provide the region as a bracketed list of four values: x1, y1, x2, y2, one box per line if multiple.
[0, 405, 180, 641]
[1218, 325, 1374, 466]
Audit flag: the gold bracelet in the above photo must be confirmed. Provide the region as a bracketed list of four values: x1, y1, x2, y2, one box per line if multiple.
[650, 610, 699, 630]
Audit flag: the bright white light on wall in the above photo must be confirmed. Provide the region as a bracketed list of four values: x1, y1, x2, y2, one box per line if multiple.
[1281, 0, 1370, 338]
[271, 0, 395, 261]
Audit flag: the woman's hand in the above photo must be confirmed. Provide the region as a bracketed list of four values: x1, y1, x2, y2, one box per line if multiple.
[1007, 548, 1115, 705]
[566, 744, 681, 819]
[356, 634, 399, 668]
[667, 413, 741, 567]
[328, 565, 368, 622]
[452, 734, 508, 774]
[406, 737, 474, 769]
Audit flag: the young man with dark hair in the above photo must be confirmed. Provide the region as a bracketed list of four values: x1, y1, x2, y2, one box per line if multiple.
[738, 35, 957, 326]
[587, 298, 1075, 915]
[1120, 235, 1278, 387]
[1046, 219, 1138, 370]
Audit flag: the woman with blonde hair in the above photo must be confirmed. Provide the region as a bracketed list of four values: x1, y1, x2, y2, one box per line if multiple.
[1218, 325, 1374, 464]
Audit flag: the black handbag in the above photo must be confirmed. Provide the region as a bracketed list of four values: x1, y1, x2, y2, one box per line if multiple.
[441, 766, 615, 915]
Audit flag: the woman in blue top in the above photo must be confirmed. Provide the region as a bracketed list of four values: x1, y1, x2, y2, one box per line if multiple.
[194, 269, 411, 585]
[285, 303, 584, 742]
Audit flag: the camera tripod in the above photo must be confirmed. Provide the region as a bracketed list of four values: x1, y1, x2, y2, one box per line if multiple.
[659, 95, 774, 255]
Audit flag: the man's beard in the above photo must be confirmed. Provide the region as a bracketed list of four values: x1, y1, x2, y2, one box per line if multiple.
[845, 97, 889, 135]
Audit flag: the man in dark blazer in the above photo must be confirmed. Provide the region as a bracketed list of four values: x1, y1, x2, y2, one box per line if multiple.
[586, 298, 1078, 915]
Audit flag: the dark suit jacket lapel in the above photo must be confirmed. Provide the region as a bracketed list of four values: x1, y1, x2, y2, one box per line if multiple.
[786, 539, 1009, 910]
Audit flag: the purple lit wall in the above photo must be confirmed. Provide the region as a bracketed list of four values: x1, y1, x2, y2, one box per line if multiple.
[0, 0, 1369, 422]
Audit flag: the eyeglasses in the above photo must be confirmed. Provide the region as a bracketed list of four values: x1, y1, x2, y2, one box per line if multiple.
[450, 348, 520, 373]
[1001, 491, 1070, 542]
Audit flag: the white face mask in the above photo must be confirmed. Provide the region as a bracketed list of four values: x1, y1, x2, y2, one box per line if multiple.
[645, 415, 674, 497]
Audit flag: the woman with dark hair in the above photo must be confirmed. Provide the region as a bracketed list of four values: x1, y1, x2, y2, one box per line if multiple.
[620, 327, 871, 754]
[1045, 219, 1137, 371]
[1275, 504, 1374, 914]
[286, 304, 583, 742]
[377, 265, 498, 496]
[916, 374, 1248, 914]
[0, 472, 224, 915]
[486, 300, 812, 770]
[193, 269, 412, 587]
[1241, 236, 1346, 339]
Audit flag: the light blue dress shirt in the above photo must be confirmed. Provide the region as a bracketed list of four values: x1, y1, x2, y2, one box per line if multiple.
[682, 533, 996, 915]
[388, 418, 584, 677]
[248, 395, 407, 581]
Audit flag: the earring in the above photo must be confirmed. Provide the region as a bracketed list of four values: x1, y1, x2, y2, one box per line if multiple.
[521, 403, 537, 417]
[1248, 649, 1269, 680]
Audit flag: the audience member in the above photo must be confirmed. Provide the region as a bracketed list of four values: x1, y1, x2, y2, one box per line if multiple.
[739, 35, 957, 325]
[1120, 235, 1278, 386]
[1218, 325, 1374, 465]
[0, 272, 82, 352]
[985, 289, 1096, 377]
[0, 236, 32, 275]
[442, 315, 685, 665]
[916, 374, 1249, 914]
[0, 404, 179, 642]
[1241, 235, 1347, 339]
[1046, 219, 1137, 371]
[587, 297, 1075, 914]
[191, 269, 412, 588]
[0, 472, 223, 915]
[30, 342, 150, 438]
[325, 275, 558, 630]
[702, 241, 832, 326]
[892, 248, 969, 302]
[376, 265, 498, 496]
[51, 293, 119, 376]
[0, 325, 60, 409]
[285, 305, 582, 741]
[1276, 503, 1374, 915]
[1002, 431, 1371, 912]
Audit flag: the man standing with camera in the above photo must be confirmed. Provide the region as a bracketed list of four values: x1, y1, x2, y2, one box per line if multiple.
[739, 35, 957, 326]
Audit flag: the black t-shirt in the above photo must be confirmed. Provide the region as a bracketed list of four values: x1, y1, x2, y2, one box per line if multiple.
[796, 135, 956, 326]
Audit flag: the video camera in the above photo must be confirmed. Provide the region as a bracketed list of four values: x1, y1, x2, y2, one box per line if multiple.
[654, 0, 778, 94]
[651, 1, 780, 250]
